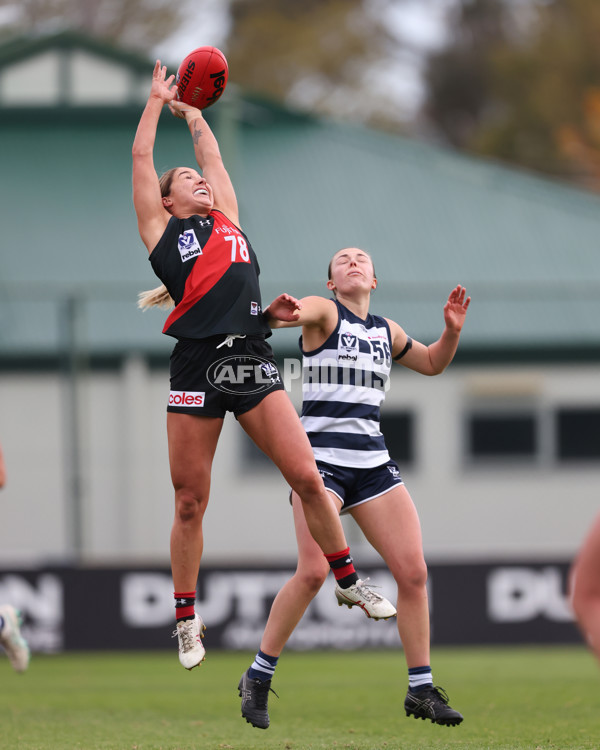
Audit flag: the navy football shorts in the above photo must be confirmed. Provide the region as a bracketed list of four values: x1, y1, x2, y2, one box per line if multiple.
[314, 459, 405, 514]
[167, 334, 285, 418]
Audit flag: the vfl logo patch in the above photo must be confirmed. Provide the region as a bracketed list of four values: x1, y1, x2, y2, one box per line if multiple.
[250, 301, 260, 316]
[178, 229, 202, 262]
[341, 333, 357, 349]
[387, 465, 402, 481]
[338, 332, 358, 362]
[260, 361, 281, 385]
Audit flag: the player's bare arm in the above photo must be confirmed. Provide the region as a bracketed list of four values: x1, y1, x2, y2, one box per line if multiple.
[132, 61, 174, 252]
[389, 285, 471, 376]
[170, 100, 240, 226]
[266, 295, 337, 331]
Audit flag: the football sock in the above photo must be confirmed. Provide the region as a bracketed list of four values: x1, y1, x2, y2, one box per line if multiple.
[248, 650, 279, 682]
[408, 665, 433, 693]
[174, 591, 196, 621]
[325, 547, 359, 589]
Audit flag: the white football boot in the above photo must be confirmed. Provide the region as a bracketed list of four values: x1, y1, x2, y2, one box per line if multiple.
[335, 578, 397, 620]
[174, 613, 206, 670]
[0, 605, 30, 673]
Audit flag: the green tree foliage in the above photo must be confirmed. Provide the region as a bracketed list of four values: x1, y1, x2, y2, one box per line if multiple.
[0, 0, 185, 50]
[225, 0, 405, 128]
[423, 0, 600, 189]
[422, 0, 516, 149]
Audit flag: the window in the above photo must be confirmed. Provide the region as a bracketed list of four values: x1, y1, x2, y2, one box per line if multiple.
[242, 411, 416, 469]
[467, 413, 537, 459]
[380, 411, 415, 465]
[556, 408, 600, 460]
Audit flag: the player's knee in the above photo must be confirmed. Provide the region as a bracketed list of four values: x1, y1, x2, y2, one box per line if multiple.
[289, 465, 324, 503]
[297, 565, 329, 595]
[395, 559, 428, 594]
[174, 488, 207, 524]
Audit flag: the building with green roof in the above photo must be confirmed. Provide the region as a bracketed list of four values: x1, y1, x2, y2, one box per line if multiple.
[0, 32, 598, 571]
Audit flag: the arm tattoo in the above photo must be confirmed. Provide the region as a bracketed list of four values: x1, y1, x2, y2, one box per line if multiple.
[192, 122, 203, 144]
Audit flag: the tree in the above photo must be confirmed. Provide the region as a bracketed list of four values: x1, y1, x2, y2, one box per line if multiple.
[224, 0, 412, 129]
[0, 0, 185, 50]
[479, 0, 600, 188]
[422, 0, 600, 189]
[421, 0, 520, 149]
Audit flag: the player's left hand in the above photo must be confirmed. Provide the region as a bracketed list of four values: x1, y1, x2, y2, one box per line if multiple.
[267, 294, 302, 322]
[444, 285, 471, 332]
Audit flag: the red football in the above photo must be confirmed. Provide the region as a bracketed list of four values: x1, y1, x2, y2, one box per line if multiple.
[175, 46, 228, 110]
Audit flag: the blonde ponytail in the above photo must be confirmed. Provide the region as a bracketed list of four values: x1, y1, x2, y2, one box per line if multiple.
[137, 284, 175, 310]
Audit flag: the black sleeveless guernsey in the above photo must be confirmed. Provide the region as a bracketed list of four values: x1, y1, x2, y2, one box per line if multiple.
[149, 210, 270, 340]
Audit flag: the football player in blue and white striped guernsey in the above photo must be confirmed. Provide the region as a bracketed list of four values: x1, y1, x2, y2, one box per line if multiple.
[240, 247, 470, 730]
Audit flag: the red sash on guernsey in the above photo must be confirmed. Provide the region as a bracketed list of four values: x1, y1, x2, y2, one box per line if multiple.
[162, 212, 248, 333]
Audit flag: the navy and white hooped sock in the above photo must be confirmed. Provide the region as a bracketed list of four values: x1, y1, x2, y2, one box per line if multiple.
[248, 650, 279, 683]
[408, 665, 433, 693]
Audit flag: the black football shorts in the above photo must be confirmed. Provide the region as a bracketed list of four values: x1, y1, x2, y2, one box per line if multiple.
[167, 334, 285, 418]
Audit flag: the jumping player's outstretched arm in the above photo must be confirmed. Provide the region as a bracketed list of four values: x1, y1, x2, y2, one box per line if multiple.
[169, 100, 239, 227]
[388, 285, 471, 375]
[132, 61, 174, 253]
[264, 295, 337, 332]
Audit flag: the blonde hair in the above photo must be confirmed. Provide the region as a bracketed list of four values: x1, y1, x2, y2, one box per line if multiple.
[138, 285, 174, 310]
[137, 168, 181, 310]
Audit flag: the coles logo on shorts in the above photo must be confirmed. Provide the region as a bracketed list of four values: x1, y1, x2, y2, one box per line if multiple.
[168, 390, 205, 408]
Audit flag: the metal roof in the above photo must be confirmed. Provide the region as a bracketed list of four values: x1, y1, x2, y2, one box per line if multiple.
[0, 33, 599, 361]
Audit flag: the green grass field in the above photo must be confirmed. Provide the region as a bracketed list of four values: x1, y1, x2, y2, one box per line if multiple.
[1, 646, 599, 750]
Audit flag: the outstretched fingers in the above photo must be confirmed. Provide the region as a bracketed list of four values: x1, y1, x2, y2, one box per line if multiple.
[449, 285, 471, 310]
[152, 60, 176, 92]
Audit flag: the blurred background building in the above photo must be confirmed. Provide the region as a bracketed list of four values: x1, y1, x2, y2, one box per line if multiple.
[0, 1, 598, 650]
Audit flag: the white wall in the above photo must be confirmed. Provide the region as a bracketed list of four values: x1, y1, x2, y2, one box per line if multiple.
[380, 363, 600, 562]
[0, 357, 598, 567]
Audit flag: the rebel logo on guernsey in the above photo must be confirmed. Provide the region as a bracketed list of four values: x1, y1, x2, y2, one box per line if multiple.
[178, 229, 202, 262]
[169, 390, 205, 407]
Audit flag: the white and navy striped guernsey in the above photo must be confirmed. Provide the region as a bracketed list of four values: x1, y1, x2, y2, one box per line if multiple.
[300, 299, 393, 469]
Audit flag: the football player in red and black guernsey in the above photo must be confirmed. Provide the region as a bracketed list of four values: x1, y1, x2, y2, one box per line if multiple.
[132, 61, 396, 673]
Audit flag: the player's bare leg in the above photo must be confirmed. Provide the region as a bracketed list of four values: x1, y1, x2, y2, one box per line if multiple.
[167, 413, 222, 669]
[239, 391, 394, 618]
[352, 487, 463, 726]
